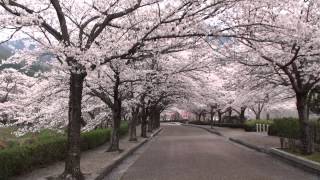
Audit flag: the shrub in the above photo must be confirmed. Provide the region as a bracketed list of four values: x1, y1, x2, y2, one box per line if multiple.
[188, 121, 244, 128]
[0, 136, 67, 179]
[81, 128, 111, 150]
[0, 122, 129, 179]
[80, 122, 128, 150]
[160, 120, 187, 123]
[119, 121, 129, 136]
[244, 119, 272, 132]
[215, 123, 244, 129]
[188, 120, 211, 125]
[268, 118, 300, 138]
[244, 120, 256, 132]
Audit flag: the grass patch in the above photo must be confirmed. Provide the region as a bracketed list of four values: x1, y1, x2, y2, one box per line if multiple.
[0, 128, 63, 149]
[284, 149, 320, 163]
[0, 121, 129, 179]
[304, 153, 320, 163]
[0, 127, 16, 139]
[0, 127, 18, 149]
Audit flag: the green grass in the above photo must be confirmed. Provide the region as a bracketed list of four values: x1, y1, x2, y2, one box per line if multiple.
[304, 153, 320, 163]
[284, 149, 320, 163]
[0, 121, 129, 179]
[0, 127, 18, 149]
[0, 127, 16, 140]
[0, 127, 64, 149]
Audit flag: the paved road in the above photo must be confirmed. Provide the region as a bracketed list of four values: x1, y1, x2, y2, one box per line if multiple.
[120, 125, 318, 180]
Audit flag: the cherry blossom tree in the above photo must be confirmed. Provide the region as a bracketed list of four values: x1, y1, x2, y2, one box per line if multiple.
[225, 0, 320, 154]
[0, 1, 239, 177]
[86, 60, 143, 151]
[0, 68, 35, 126]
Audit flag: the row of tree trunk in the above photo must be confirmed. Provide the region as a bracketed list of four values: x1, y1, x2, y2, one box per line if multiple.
[131, 104, 162, 140]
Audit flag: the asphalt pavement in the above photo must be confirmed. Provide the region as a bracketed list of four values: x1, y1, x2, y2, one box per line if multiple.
[116, 124, 319, 180]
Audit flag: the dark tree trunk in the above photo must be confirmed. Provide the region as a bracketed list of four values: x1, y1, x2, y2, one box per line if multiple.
[227, 107, 232, 122]
[218, 110, 222, 124]
[153, 109, 160, 129]
[202, 112, 206, 121]
[88, 112, 95, 120]
[250, 108, 260, 120]
[141, 106, 148, 138]
[239, 107, 246, 124]
[147, 115, 153, 133]
[266, 113, 270, 120]
[252, 103, 264, 120]
[107, 72, 122, 152]
[210, 110, 215, 129]
[137, 112, 142, 125]
[197, 113, 201, 121]
[255, 112, 261, 120]
[61, 72, 86, 180]
[157, 112, 161, 128]
[297, 94, 313, 155]
[129, 107, 138, 142]
[107, 104, 121, 152]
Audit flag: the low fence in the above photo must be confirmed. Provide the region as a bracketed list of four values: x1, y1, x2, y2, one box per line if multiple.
[256, 124, 269, 134]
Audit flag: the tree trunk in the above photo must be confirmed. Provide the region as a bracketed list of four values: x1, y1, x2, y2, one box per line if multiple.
[202, 112, 206, 121]
[129, 107, 138, 142]
[61, 72, 86, 180]
[296, 94, 313, 155]
[255, 112, 261, 120]
[210, 111, 215, 129]
[227, 107, 232, 122]
[197, 114, 201, 121]
[147, 115, 153, 133]
[107, 104, 121, 152]
[239, 107, 246, 124]
[218, 110, 222, 124]
[107, 72, 122, 152]
[153, 109, 160, 129]
[266, 112, 270, 120]
[141, 106, 147, 138]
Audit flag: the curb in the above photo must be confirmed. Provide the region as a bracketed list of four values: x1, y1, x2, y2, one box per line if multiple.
[228, 137, 268, 153]
[182, 124, 222, 136]
[229, 138, 320, 175]
[269, 148, 320, 175]
[187, 125, 269, 154]
[195, 125, 320, 176]
[151, 128, 163, 137]
[94, 128, 163, 180]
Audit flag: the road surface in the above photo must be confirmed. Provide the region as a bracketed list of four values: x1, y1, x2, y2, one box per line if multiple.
[108, 124, 319, 180]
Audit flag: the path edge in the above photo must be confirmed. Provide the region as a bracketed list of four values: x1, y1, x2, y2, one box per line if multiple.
[228, 137, 268, 153]
[182, 124, 222, 136]
[94, 128, 163, 180]
[187, 124, 320, 176]
[269, 148, 320, 175]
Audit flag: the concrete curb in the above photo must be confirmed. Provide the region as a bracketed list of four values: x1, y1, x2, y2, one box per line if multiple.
[269, 148, 320, 175]
[189, 125, 270, 154]
[182, 124, 222, 136]
[199, 125, 320, 176]
[151, 128, 163, 137]
[229, 137, 268, 153]
[229, 137, 320, 175]
[94, 128, 163, 180]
